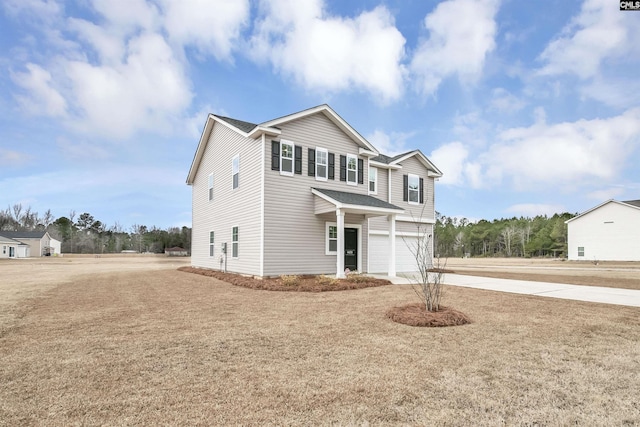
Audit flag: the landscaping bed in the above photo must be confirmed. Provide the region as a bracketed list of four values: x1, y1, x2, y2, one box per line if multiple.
[178, 266, 392, 291]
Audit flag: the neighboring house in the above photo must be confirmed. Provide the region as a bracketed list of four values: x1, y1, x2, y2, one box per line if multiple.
[187, 104, 442, 278]
[165, 246, 188, 256]
[0, 231, 61, 257]
[566, 199, 640, 261]
[0, 234, 29, 258]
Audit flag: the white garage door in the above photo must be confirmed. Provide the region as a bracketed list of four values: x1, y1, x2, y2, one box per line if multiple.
[368, 234, 420, 274]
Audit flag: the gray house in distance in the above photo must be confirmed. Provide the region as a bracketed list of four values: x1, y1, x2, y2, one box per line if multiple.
[186, 104, 442, 278]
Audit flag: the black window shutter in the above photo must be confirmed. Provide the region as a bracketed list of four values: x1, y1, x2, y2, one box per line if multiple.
[339, 155, 346, 181]
[271, 141, 280, 171]
[294, 146, 302, 175]
[308, 148, 315, 177]
[403, 174, 408, 202]
[357, 158, 364, 184]
[419, 178, 424, 204]
[328, 153, 335, 180]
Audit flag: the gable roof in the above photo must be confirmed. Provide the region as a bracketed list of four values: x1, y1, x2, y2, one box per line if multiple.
[0, 234, 24, 245]
[213, 115, 258, 133]
[0, 231, 48, 239]
[565, 199, 640, 223]
[371, 149, 443, 177]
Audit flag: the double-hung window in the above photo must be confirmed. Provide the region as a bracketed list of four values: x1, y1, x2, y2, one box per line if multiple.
[408, 174, 419, 204]
[208, 173, 214, 201]
[578, 246, 584, 257]
[316, 148, 328, 180]
[209, 231, 215, 257]
[369, 167, 377, 194]
[232, 155, 239, 189]
[346, 154, 357, 185]
[326, 224, 337, 254]
[280, 141, 294, 176]
[232, 226, 238, 258]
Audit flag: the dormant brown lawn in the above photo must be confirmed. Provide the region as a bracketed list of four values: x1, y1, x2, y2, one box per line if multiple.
[1, 256, 639, 425]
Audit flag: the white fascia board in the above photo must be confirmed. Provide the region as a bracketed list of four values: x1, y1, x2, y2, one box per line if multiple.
[369, 160, 402, 170]
[391, 150, 443, 177]
[247, 126, 281, 139]
[341, 203, 404, 216]
[186, 114, 216, 184]
[564, 199, 631, 224]
[359, 148, 378, 157]
[396, 215, 435, 224]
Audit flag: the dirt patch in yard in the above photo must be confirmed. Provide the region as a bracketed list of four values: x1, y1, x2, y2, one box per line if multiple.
[178, 266, 391, 291]
[386, 303, 472, 327]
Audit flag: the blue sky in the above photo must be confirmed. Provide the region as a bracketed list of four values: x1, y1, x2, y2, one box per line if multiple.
[1, 0, 639, 229]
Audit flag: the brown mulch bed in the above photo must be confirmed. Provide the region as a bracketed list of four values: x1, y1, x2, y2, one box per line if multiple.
[178, 266, 392, 292]
[386, 303, 472, 327]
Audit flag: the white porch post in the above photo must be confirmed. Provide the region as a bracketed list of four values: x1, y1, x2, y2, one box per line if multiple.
[336, 209, 345, 278]
[388, 214, 396, 277]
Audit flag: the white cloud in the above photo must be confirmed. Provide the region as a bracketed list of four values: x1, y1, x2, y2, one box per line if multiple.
[586, 187, 625, 201]
[537, 0, 636, 79]
[0, 149, 31, 167]
[410, 0, 500, 96]
[580, 77, 640, 109]
[161, 0, 249, 60]
[429, 142, 468, 186]
[505, 203, 565, 217]
[367, 129, 413, 156]
[489, 88, 526, 113]
[11, 63, 67, 116]
[249, 0, 406, 102]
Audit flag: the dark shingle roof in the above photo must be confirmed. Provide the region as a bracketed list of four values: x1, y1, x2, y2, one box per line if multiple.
[623, 200, 640, 208]
[313, 188, 403, 211]
[214, 115, 257, 133]
[0, 231, 47, 239]
[371, 154, 393, 164]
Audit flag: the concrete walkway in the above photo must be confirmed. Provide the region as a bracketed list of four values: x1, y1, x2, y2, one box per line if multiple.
[375, 273, 640, 308]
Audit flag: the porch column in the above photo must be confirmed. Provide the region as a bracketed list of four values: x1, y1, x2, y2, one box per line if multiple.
[388, 214, 396, 277]
[336, 209, 345, 278]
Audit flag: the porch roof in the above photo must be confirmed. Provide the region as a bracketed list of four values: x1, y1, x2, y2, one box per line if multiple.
[311, 188, 404, 216]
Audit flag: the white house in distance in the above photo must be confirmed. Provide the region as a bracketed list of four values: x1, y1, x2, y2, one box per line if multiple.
[186, 104, 442, 278]
[0, 231, 61, 257]
[0, 234, 29, 258]
[566, 199, 640, 261]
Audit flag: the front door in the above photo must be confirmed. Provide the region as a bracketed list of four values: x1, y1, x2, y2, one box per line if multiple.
[344, 228, 358, 272]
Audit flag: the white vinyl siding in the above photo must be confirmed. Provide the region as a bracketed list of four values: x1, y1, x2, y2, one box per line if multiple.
[190, 121, 261, 275]
[280, 140, 294, 176]
[369, 166, 377, 194]
[316, 147, 328, 180]
[347, 154, 357, 185]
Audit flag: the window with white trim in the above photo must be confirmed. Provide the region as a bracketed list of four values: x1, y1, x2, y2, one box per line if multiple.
[209, 231, 215, 257]
[208, 173, 214, 201]
[369, 166, 377, 194]
[326, 223, 337, 254]
[347, 154, 357, 185]
[408, 174, 419, 204]
[578, 246, 584, 257]
[316, 148, 328, 180]
[280, 141, 294, 175]
[232, 226, 238, 258]
[232, 155, 239, 189]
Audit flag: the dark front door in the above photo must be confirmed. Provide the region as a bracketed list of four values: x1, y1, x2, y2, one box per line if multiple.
[344, 228, 358, 272]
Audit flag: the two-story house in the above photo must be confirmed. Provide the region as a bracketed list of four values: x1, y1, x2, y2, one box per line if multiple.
[186, 104, 442, 278]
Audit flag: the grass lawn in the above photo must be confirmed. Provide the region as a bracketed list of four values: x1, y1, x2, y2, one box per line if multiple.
[1, 258, 639, 425]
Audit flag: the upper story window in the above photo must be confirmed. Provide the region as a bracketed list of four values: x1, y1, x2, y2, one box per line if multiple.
[208, 173, 214, 201]
[369, 166, 377, 194]
[281, 141, 294, 176]
[347, 154, 357, 185]
[316, 148, 328, 180]
[404, 173, 424, 205]
[232, 155, 239, 189]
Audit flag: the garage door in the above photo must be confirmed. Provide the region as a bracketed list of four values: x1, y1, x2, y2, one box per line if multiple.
[368, 234, 420, 273]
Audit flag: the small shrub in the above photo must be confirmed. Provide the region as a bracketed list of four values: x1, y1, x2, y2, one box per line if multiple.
[280, 275, 301, 286]
[316, 275, 338, 286]
[346, 273, 371, 283]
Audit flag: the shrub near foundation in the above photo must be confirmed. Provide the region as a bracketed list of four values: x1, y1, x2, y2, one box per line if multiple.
[280, 275, 301, 286]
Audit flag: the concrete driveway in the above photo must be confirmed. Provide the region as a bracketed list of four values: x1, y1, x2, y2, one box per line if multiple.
[378, 273, 640, 308]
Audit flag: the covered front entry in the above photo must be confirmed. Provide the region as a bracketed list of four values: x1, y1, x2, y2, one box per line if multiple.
[312, 187, 405, 278]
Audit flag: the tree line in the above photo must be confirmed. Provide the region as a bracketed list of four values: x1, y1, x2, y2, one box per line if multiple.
[434, 211, 574, 258]
[0, 204, 191, 254]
